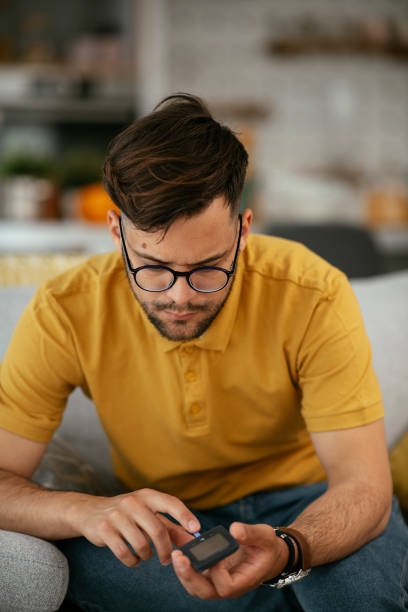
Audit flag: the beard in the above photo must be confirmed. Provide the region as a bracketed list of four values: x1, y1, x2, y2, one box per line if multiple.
[140, 297, 229, 341]
[122, 255, 234, 342]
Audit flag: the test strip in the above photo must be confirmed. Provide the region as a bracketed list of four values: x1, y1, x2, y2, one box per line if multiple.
[193, 532, 201, 538]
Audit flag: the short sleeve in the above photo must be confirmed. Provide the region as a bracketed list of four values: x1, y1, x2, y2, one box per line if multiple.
[298, 273, 384, 432]
[0, 287, 83, 442]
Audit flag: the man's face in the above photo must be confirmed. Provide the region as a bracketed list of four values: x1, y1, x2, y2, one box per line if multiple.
[108, 197, 252, 342]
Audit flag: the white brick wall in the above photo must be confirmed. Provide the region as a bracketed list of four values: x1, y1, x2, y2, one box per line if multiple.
[144, 0, 408, 221]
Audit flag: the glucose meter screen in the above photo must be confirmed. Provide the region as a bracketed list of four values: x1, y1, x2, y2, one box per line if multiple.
[191, 534, 229, 561]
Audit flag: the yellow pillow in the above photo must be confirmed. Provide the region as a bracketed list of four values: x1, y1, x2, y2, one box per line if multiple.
[390, 430, 408, 516]
[0, 254, 86, 286]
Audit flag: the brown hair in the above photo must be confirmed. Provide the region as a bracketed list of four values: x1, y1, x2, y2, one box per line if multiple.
[102, 93, 248, 231]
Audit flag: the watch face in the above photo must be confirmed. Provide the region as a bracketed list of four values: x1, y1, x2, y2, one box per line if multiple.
[265, 568, 312, 589]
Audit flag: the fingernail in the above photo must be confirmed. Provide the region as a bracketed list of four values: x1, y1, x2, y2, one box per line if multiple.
[189, 520, 199, 532]
[162, 558, 172, 566]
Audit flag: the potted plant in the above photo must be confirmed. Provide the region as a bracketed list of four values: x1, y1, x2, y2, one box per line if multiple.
[0, 152, 59, 220]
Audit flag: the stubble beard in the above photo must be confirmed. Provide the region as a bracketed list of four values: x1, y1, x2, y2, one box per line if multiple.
[141, 298, 228, 341]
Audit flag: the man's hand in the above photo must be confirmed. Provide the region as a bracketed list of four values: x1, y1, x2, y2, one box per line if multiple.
[72, 488, 200, 567]
[170, 522, 289, 600]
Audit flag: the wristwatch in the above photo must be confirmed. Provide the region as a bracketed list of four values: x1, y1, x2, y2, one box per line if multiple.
[264, 566, 311, 589]
[262, 527, 312, 589]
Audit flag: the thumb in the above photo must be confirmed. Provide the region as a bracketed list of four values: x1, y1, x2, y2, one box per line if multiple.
[230, 522, 274, 548]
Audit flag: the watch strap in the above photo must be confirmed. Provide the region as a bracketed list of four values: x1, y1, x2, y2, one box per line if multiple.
[278, 526, 311, 571]
[274, 529, 296, 574]
[262, 526, 311, 588]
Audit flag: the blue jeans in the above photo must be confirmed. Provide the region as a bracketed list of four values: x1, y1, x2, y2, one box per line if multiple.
[57, 482, 408, 611]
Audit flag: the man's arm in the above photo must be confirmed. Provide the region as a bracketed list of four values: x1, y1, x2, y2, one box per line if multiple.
[289, 418, 393, 565]
[0, 427, 88, 539]
[0, 427, 200, 566]
[171, 418, 393, 599]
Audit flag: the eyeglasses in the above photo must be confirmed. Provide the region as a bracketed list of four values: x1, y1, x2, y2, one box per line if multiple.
[119, 214, 242, 293]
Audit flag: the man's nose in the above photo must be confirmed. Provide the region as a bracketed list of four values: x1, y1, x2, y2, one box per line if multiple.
[165, 275, 197, 304]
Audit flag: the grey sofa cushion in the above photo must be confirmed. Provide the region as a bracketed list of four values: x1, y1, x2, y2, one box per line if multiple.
[0, 528, 68, 611]
[32, 433, 109, 495]
[0, 286, 37, 359]
[351, 271, 408, 448]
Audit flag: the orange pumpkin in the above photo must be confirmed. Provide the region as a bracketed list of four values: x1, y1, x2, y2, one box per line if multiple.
[77, 183, 120, 222]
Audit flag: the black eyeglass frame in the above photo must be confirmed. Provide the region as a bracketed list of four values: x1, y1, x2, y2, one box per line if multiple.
[118, 214, 242, 293]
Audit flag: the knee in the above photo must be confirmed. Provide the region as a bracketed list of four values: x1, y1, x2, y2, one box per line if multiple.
[0, 529, 69, 611]
[293, 558, 406, 612]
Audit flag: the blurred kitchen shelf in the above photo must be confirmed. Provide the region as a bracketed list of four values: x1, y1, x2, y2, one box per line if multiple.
[0, 64, 136, 123]
[266, 38, 408, 59]
[0, 98, 135, 124]
[0, 220, 113, 254]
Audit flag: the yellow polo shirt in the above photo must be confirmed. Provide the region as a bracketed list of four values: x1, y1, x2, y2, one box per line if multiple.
[0, 235, 383, 509]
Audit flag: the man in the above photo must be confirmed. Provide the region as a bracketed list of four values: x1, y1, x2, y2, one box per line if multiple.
[0, 93, 407, 612]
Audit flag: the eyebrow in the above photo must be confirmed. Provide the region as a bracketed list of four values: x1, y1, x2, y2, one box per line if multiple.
[130, 247, 231, 268]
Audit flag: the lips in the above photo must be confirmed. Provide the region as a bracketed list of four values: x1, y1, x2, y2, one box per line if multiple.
[164, 310, 198, 320]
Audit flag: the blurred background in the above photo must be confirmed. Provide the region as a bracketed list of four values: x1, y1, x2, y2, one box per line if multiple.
[1, 0, 408, 283]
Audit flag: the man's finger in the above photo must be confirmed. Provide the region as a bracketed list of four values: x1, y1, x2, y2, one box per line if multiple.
[100, 525, 140, 567]
[171, 550, 220, 599]
[138, 489, 201, 533]
[127, 503, 174, 564]
[157, 515, 195, 547]
[109, 513, 153, 561]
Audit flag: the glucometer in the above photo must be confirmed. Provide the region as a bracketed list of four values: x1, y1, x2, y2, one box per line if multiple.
[180, 525, 239, 572]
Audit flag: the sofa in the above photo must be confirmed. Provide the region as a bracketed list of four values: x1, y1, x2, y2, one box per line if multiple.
[0, 268, 407, 610]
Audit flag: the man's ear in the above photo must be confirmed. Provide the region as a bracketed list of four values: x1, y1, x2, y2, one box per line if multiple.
[107, 209, 122, 254]
[239, 208, 253, 253]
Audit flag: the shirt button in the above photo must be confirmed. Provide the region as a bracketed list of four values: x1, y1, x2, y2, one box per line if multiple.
[183, 346, 194, 354]
[185, 371, 197, 382]
[190, 403, 201, 415]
